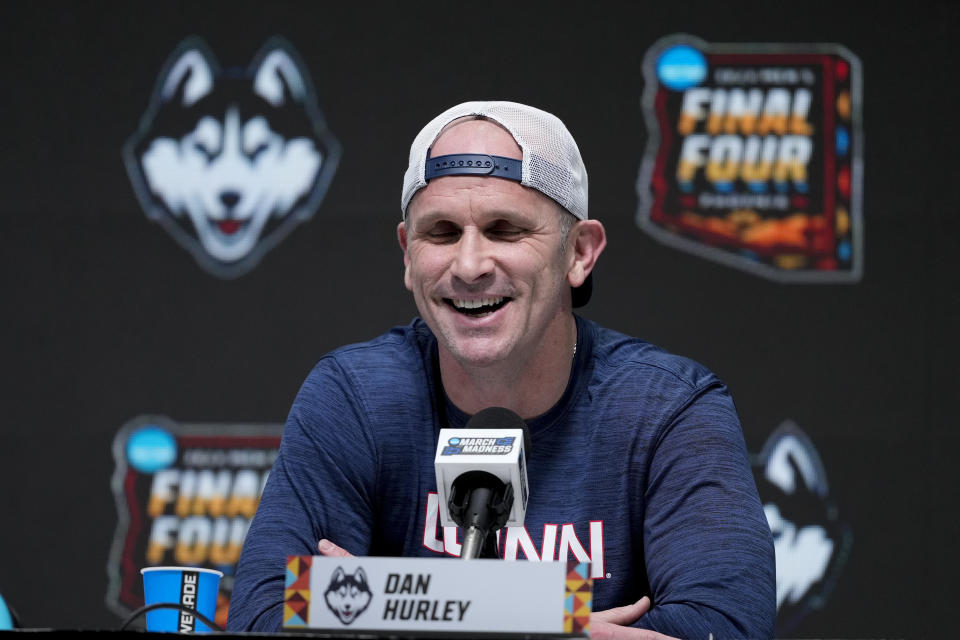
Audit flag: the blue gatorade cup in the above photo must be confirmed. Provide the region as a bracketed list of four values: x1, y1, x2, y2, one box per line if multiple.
[141, 566, 222, 632]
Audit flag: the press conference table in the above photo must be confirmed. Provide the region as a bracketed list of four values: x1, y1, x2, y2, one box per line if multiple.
[3, 630, 585, 638]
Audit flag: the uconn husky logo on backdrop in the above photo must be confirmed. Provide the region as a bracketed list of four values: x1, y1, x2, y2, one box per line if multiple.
[752, 421, 852, 635]
[124, 37, 340, 277]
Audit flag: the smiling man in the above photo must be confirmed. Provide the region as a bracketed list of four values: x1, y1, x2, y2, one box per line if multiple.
[228, 102, 775, 639]
[399, 115, 603, 418]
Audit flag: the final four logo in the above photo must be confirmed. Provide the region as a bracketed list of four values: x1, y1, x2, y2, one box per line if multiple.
[106, 416, 283, 625]
[124, 37, 340, 277]
[637, 35, 863, 282]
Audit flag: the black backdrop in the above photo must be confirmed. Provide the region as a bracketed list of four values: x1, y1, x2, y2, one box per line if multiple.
[2, 2, 957, 637]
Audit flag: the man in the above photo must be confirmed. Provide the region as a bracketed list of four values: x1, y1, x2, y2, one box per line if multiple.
[228, 101, 775, 639]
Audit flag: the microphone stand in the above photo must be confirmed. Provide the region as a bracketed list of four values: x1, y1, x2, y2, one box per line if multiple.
[461, 526, 501, 559]
[449, 471, 514, 560]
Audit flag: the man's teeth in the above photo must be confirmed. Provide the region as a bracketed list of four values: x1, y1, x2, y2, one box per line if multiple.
[452, 297, 504, 309]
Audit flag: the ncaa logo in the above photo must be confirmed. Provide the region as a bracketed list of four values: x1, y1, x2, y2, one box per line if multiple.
[124, 36, 340, 277]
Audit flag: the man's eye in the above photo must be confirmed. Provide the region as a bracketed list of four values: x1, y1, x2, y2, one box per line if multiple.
[488, 224, 524, 238]
[424, 225, 460, 241]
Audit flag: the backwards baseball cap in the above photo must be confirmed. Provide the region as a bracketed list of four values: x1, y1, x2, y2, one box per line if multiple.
[401, 100, 593, 307]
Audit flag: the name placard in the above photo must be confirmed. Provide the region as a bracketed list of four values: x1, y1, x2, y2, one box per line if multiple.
[284, 556, 592, 635]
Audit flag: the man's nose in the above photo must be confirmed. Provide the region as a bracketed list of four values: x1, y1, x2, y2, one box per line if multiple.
[450, 229, 494, 283]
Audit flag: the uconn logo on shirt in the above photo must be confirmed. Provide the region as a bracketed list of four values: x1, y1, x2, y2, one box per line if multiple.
[421, 493, 605, 578]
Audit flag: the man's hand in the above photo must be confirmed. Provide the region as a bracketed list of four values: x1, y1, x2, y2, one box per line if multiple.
[318, 538, 354, 557]
[589, 597, 681, 640]
[318, 539, 678, 640]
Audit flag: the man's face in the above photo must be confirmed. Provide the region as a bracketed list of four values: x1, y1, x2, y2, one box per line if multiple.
[399, 120, 575, 369]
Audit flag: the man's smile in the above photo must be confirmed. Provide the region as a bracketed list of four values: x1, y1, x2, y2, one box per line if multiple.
[444, 296, 512, 317]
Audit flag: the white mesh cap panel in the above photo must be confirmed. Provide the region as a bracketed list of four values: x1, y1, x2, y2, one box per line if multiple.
[401, 101, 588, 220]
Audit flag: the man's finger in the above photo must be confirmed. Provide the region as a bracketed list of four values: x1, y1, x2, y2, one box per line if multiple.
[317, 538, 353, 557]
[591, 596, 651, 625]
[589, 620, 678, 640]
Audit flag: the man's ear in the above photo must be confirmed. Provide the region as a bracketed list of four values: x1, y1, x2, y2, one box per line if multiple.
[397, 221, 413, 291]
[566, 219, 607, 288]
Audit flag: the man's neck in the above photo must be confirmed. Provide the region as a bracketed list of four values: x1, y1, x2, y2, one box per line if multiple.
[438, 314, 578, 420]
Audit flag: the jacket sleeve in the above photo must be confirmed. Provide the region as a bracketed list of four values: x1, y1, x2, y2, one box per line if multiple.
[226, 357, 379, 631]
[635, 383, 776, 640]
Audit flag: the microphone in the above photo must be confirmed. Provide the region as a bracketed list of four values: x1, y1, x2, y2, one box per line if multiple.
[434, 407, 531, 560]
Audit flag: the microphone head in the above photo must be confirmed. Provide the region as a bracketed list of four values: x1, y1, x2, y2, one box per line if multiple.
[435, 407, 532, 529]
[465, 407, 531, 458]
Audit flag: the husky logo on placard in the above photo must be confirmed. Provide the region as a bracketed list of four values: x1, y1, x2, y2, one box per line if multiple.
[752, 421, 852, 635]
[124, 37, 340, 277]
[637, 34, 863, 282]
[324, 566, 372, 625]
